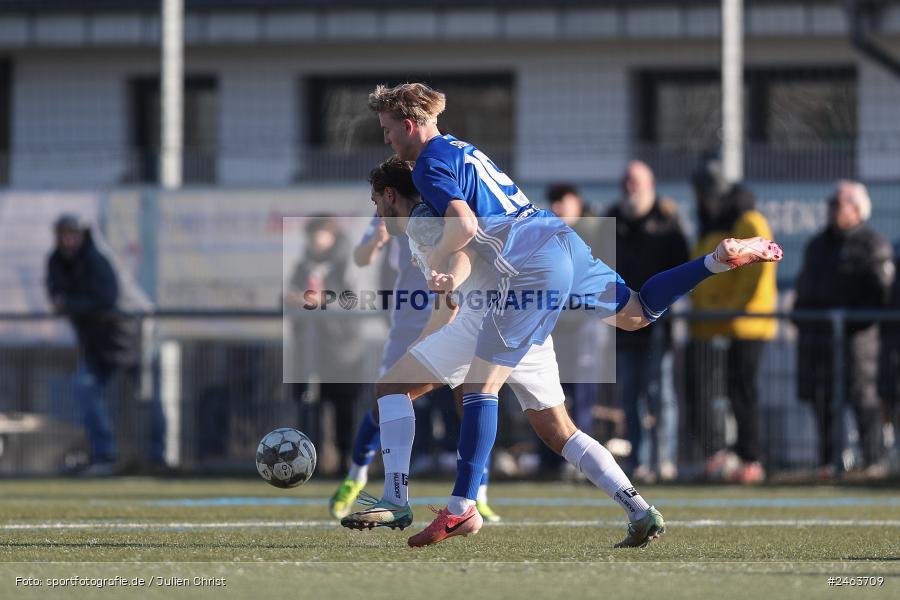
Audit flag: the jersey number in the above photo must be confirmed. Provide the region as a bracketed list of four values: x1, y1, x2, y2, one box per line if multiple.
[464, 150, 530, 215]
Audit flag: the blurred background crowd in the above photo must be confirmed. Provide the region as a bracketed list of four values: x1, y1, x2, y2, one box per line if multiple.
[281, 163, 900, 485]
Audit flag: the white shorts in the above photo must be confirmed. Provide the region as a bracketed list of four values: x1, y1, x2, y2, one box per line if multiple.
[410, 310, 566, 412]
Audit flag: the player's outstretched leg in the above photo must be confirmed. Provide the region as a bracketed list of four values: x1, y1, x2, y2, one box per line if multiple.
[712, 236, 783, 269]
[329, 410, 379, 519]
[524, 402, 665, 548]
[341, 394, 415, 530]
[559, 427, 665, 548]
[637, 235, 782, 322]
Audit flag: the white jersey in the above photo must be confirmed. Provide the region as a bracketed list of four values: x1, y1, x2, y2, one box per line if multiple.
[404, 204, 565, 412]
[408, 230, 499, 308]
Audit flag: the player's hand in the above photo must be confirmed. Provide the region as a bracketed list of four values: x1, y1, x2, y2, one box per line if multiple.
[429, 271, 457, 293]
[374, 220, 390, 247]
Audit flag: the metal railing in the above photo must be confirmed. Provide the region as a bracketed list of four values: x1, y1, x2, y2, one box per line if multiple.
[0, 308, 897, 479]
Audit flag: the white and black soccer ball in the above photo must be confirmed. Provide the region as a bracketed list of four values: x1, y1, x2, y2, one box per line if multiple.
[255, 428, 317, 488]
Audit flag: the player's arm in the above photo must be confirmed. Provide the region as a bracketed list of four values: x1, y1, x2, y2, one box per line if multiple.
[428, 200, 478, 272]
[353, 220, 389, 267]
[430, 246, 474, 293]
[411, 157, 478, 270]
[413, 248, 472, 343]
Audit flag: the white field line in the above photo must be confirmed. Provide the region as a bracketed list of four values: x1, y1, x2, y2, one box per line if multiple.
[1, 519, 899, 531]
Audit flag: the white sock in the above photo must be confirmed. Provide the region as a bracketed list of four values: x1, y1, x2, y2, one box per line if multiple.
[476, 484, 488, 503]
[447, 495, 473, 516]
[704, 252, 731, 273]
[378, 394, 415, 506]
[562, 430, 650, 520]
[348, 463, 368, 485]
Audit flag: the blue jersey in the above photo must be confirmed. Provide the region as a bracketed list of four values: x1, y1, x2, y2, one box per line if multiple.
[359, 215, 430, 370]
[412, 135, 568, 276]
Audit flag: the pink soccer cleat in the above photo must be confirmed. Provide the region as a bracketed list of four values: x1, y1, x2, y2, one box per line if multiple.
[407, 503, 483, 548]
[713, 236, 783, 269]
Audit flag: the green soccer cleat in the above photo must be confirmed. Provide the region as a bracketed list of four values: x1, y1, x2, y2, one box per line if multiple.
[328, 477, 366, 520]
[340, 491, 413, 531]
[475, 500, 502, 523]
[614, 506, 666, 548]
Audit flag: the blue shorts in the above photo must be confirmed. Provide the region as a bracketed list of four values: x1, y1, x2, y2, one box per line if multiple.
[475, 230, 630, 367]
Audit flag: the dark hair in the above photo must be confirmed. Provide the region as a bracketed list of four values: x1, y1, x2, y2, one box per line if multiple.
[368, 156, 419, 199]
[54, 213, 83, 232]
[305, 214, 338, 236]
[546, 183, 581, 205]
[690, 157, 729, 199]
[698, 182, 758, 236]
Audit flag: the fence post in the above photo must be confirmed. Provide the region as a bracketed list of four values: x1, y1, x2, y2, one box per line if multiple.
[829, 309, 846, 473]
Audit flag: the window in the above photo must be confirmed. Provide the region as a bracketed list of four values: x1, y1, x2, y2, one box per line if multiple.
[129, 76, 218, 184]
[304, 74, 514, 180]
[636, 67, 856, 180]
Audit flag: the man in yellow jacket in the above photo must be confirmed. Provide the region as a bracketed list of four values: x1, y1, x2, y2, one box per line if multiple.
[687, 173, 778, 484]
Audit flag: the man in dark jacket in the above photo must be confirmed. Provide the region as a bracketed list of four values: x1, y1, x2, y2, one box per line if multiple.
[607, 161, 690, 481]
[46, 214, 142, 472]
[795, 181, 894, 476]
[879, 241, 900, 463]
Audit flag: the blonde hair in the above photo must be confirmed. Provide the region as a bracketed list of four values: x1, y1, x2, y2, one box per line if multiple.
[368, 82, 446, 125]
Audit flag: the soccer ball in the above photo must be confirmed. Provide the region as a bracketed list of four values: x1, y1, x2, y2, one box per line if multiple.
[256, 428, 317, 488]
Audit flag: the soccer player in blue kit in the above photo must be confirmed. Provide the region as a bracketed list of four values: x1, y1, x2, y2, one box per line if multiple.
[352, 82, 782, 548]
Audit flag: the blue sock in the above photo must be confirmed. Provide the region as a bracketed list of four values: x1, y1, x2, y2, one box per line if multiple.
[452, 393, 499, 500]
[350, 410, 380, 467]
[638, 256, 713, 322]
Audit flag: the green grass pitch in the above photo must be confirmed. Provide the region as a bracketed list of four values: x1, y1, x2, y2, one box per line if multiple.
[0, 479, 897, 599]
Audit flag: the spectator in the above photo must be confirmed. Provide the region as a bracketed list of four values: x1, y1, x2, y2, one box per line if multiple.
[879, 240, 900, 467]
[606, 161, 690, 482]
[46, 214, 162, 474]
[287, 216, 363, 472]
[795, 181, 894, 477]
[687, 161, 778, 484]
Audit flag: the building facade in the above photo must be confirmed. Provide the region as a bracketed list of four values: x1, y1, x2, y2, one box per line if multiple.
[0, 0, 898, 188]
